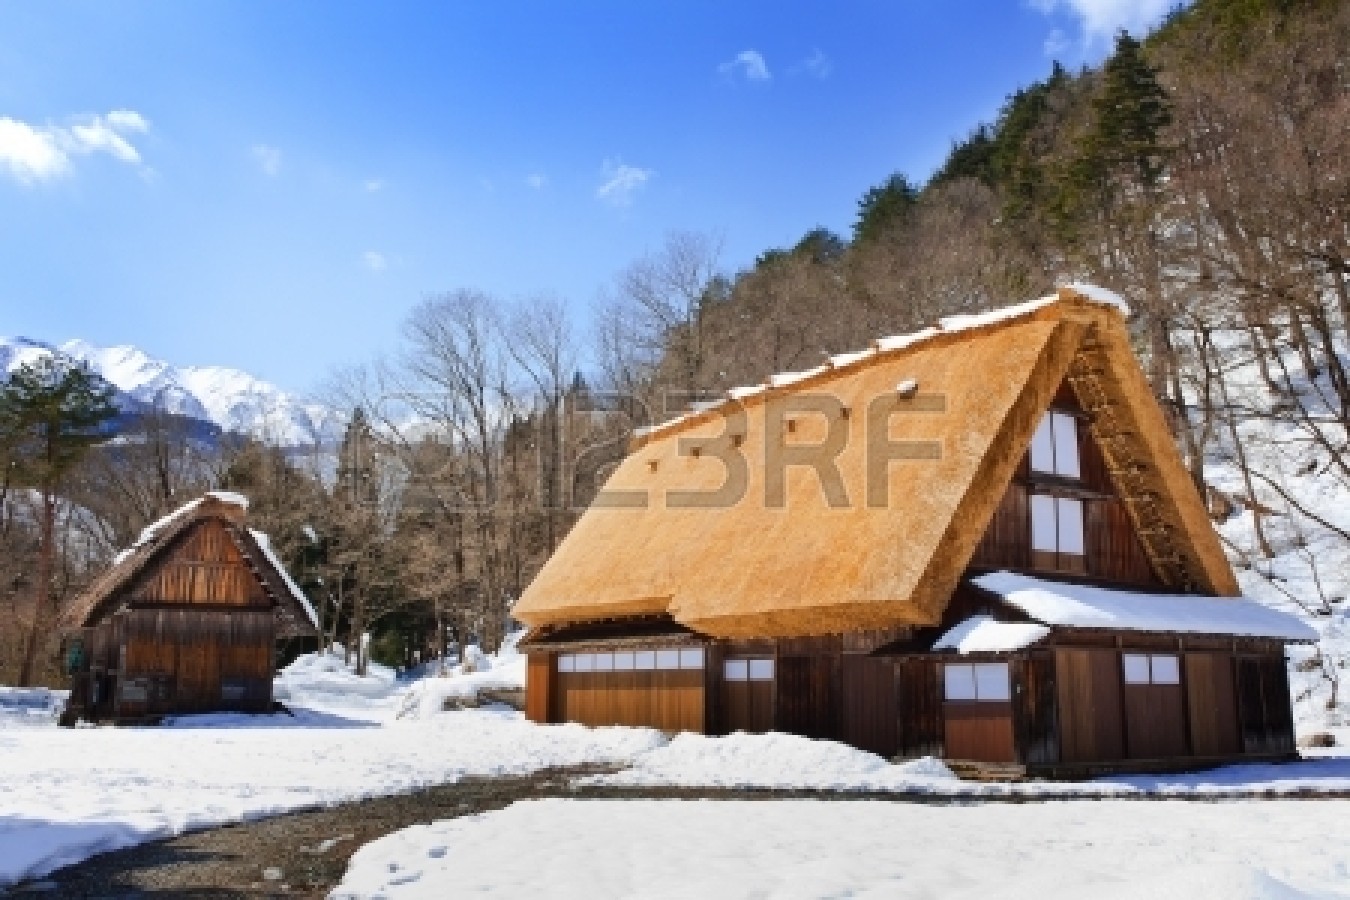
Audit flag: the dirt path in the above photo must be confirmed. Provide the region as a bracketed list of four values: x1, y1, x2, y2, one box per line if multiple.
[15, 773, 1350, 898]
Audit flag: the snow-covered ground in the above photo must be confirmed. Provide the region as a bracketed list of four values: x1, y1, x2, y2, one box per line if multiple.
[0, 646, 661, 889]
[332, 798, 1350, 899]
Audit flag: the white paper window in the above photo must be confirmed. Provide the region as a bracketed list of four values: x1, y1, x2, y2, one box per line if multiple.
[593, 652, 614, 672]
[1030, 415, 1057, 474]
[748, 659, 775, 681]
[1150, 654, 1180, 684]
[974, 663, 1011, 701]
[944, 664, 978, 701]
[1122, 653, 1151, 684]
[1031, 494, 1058, 552]
[574, 653, 595, 673]
[634, 650, 656, 670]
[656, 649, 681, 670]
[1057, 498, 1085, 554]
[613, 651, 635, 671]
[945, 662, 1011, 701]
[558, 654, 575, 673]
[679, 648, 705, 670]
[1030, 412, 1081, 478]
[724, 659, 749, 681]
[1052, 412, 1082, 478]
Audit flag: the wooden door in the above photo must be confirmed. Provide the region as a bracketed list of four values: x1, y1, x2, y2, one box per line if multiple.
[839, 656, 897, 757]
[1055, 649, 1125, 763]
[1185, 652, 1239, 757]
[775, 655, 836, 739]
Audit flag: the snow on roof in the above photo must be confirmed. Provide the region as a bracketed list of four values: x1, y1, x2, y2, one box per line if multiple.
[632, 284, 1129, 444]
[973, 572, 1317, 642]
[250, 528, 320, 629]
[932, 615, 1051, 654]
[111, 491, 251, 565]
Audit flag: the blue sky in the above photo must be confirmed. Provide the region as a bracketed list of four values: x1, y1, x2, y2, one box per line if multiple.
[1, 0, 1177, 393]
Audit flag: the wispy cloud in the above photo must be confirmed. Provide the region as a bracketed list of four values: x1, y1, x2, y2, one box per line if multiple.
[362, 251, 387, 272]
[1030, 0, 1175, 44]
[364, 178, 384, 193]
[718, 50, 771, 83]
[595, 159, 652, 207]
[0, 109, 150, 185]
[799, 49, 832, 79]
[251, 144, 282, 177]
[1043, 28, 1071, 56]
[525, 172, 547, 190]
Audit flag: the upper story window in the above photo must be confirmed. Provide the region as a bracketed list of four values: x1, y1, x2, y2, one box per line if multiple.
[1030, 411, 1081, 479]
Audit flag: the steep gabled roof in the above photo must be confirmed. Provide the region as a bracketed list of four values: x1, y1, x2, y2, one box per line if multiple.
[513, 286, 1239, 640]
[62, 492, 319, 637]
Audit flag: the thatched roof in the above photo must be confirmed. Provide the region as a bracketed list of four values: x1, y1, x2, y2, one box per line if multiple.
[512, 286, 1239, 640]
[62, 492, 319, 638]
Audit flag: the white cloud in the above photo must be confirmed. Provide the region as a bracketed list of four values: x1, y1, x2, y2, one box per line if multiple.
[800, 49, 832, 79]
[525, 173, 547, 190]
[595, 159, 653, 207]
[1031, 0, 1175, 44]
[251, 144, 282, 177]
[0, 109, 150, 185]
[362, 251, 387, 272]
[364, 178, 385, 192]
[1043, 28, 1071, 56]
[718, 50, 771, 83]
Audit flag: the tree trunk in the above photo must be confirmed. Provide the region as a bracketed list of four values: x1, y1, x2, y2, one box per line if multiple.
[17, 486, 56, 687]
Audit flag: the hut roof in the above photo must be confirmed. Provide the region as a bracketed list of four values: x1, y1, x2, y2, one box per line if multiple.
[512, 285, 1240, 639]
[62, 492, 319, 637]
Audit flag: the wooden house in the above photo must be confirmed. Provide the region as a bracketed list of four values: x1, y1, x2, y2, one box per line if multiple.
[514, 286, 1316, 776]
[60, 492, 318, 723]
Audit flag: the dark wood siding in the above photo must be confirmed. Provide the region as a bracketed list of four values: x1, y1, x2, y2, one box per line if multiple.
[720, 675, 775, 735]
[1236, 654, 1296, 755]
[1055, 648, 1125, 763]
[839, 655, 897, 757]
[127, 519, 270, 607]
[971, 483, 1029, 570]
[1085, 499, 1158, 586]
[1124, 682, 1189, 759]
[1012, 653, 1059, 765]
[1185, 652, 1240, 757]
[775, 655, 838, 740]
[896, 658, 944, 758]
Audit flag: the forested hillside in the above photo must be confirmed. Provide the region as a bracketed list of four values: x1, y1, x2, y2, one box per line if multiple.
[2, 0, 1345, 715]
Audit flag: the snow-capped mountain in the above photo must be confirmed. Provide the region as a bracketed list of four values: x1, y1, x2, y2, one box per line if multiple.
[1, 336, 343, 447]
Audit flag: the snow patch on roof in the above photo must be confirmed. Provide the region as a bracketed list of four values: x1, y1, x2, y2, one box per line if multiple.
[250, 528, 320, 628]
[932, 615, 1051, 654]
[1066, 281, 1131, 315]
[111, 491, 251, 565]
[974, 572, 1317, 641]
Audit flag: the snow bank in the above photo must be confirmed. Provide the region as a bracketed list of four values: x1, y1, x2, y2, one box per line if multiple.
[395, 633, 527, 720]
[272, 645, 402, 718]
[589, 731, 957, 791]
[975, 571, 1318, 641]
[332, 798, 1348, 899]
[932, 615, 1051, 653]
[0, 687, 69, 728]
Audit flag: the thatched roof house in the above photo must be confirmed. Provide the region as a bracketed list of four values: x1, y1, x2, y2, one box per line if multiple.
[61, 492, 317, 723]
[517, 286, 1314, 776]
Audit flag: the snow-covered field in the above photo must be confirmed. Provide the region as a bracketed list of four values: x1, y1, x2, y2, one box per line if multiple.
[0, 648, 661, 889]
[332, 798, 1350, 899]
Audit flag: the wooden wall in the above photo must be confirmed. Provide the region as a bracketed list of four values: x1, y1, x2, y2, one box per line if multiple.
[1185, 651, 1240, 756]
[1055, 648, 1125, 763]
[969, 380, 1162, 587]
[552, 670, 704, 732]
[126, 519, 270, 607]
[525, 653, 551, 723]
[839, 655, 896, 756]
[1236, 654, 1296, 755]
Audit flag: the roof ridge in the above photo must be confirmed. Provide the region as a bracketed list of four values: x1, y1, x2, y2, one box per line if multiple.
[630, 284, 1128, 450]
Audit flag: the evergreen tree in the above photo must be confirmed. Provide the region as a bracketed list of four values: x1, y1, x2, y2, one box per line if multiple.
[0, 354, 118, 686]
[854, 173, 918, 243]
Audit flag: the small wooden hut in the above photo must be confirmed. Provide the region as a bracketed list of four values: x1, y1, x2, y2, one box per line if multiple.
[514, 286, 1316, 776]
[60, 492, 318, 723]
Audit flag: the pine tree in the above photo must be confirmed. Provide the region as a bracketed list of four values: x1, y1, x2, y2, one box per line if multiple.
[854, 173, 918, 243]
[0, 354, 118, 686]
